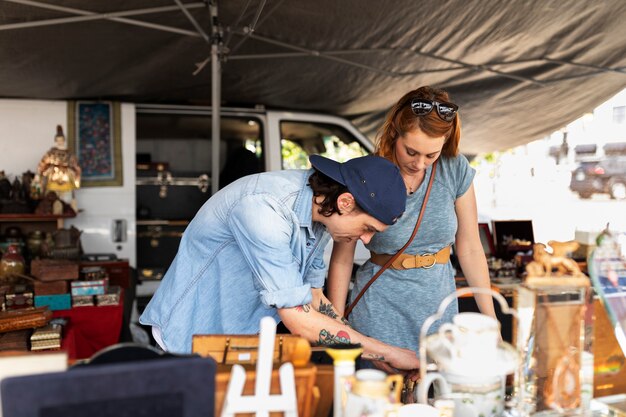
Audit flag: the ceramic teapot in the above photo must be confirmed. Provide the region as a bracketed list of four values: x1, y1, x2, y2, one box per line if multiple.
[416, 370, 506, 417]
[344, 369, 403, 417]
[415, 288, 522, 417]
[438, 312, 501, 360]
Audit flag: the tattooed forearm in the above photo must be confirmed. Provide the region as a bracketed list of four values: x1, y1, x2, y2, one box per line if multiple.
[318, 329, 351, 345]
[318, 299, 339, 320]
[295, 304, 311, 313]
[361, 353, 385, 361]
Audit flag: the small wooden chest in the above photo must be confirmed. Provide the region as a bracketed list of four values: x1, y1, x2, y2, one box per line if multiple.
[30, 259, 79, 281]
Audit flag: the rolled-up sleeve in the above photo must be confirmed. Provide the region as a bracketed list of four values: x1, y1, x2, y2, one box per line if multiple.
[228, 194, 312, 308]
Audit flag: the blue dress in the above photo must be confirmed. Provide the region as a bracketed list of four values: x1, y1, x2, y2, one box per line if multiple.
[348, 155, 475, 352]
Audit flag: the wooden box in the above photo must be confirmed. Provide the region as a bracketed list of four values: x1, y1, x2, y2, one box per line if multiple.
[30, 259, 79, 281]
[95, 286, 121, 306]
[192, 334, 311, 366]
[70, 278, 108, 296]
[0, 307, 52, 333]
[5, 290, 34, 310]
[33, 279, 68, 296]
[34, 294, 71, 311]
[79, 259, 130, 289]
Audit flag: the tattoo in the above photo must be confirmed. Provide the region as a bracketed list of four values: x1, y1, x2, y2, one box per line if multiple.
[361, 353, 385, 361]
[318, 300, 338, 320]
[295, 304, 311, 313]
[341, 317, 351, 327]
[318, 329, 351, 345]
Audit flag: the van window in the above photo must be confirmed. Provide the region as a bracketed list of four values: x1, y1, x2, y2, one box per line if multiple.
[279, 121, 368, 169]
[136, 113, 264, 177]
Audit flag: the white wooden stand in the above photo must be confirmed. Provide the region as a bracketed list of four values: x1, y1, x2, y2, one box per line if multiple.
[221, 316, 299, 417]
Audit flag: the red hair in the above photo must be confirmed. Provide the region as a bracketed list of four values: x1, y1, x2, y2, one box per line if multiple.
[375, 86, 461, 162]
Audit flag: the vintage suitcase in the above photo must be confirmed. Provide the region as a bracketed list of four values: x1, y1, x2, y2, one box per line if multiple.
[30, 259, 79, 281]
[137, 223, 186, 270]
[192, 333, 316, 417]
[136, 170, 211, 220]
[192, 334, 311, 367]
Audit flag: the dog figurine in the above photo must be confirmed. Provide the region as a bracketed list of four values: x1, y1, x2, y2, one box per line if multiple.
[526, 241, 582, 277]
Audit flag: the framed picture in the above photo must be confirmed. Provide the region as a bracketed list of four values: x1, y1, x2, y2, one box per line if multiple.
[478, 223, 496, 257]
[491, 219, 535, 258]
[67, 101, 123, 187]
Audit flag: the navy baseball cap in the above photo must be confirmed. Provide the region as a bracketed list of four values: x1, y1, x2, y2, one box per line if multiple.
[309, 154, 406, 225]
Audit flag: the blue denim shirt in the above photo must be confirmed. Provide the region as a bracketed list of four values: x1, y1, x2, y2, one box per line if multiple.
[139, 169, 330, 353]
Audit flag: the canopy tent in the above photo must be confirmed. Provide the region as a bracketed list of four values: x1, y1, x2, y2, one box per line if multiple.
[1, 0, 626, 156]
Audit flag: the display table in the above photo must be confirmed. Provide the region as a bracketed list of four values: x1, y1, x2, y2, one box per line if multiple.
[54, 290, 124, 360]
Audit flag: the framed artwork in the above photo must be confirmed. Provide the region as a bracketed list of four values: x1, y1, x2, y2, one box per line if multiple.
[478, 222, 496, 257]
[491, 219, 535, 258]
[67, 101, 123, 187]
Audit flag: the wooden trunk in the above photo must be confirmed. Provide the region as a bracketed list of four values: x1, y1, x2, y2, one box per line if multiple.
[30, 259, 79, 281]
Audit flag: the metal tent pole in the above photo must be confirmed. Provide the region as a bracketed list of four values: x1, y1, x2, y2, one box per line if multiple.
[210, 1, 222, 195]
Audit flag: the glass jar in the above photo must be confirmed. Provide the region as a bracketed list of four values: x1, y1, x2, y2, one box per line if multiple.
[0, 244, 26, 282]
[26, 230, 44, 258]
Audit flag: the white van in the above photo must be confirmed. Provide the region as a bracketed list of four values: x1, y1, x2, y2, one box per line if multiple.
[132, 104, 375, 296]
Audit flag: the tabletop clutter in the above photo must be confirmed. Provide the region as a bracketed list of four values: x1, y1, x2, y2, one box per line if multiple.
[0, 224, 121, 354]
[0, 234, 624, 417]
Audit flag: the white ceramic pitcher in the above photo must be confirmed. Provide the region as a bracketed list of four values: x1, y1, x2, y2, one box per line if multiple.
[415, 287, 522, 417]
[416, 372, 505, 417]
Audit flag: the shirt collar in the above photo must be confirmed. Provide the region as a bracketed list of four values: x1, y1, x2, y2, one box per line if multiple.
[293, 169, 316, 237]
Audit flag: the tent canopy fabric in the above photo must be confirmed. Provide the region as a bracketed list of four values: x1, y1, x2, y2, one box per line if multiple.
[1, 0, 626, 154]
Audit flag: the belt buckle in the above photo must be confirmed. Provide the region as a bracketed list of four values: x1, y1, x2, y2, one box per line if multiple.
[420, 253, 436, 269]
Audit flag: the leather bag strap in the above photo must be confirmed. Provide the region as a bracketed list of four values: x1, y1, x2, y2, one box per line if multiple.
[343, 160, 438, 319]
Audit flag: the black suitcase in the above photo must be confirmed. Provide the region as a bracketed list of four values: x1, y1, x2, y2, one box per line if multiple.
[136, 170, 210, 220]
[137, 223, 187, 271]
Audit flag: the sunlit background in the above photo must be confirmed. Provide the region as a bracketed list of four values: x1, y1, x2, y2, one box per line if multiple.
[472, 88, 626, 245]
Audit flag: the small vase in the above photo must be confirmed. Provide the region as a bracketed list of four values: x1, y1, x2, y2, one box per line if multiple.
[26, 230, 44, 258]
[0, 244, 26, 282]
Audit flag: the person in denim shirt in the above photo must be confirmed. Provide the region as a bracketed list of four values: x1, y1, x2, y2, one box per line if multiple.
[140, 154, 421, 371]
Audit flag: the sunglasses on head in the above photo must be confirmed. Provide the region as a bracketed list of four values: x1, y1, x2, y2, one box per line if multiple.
[410, 98, 458, 122]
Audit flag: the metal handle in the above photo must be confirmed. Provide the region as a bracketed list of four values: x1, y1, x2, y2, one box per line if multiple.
[419, 287, 518, 381]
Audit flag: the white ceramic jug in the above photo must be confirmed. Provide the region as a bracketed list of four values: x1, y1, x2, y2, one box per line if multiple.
[343, 369, 403, 417]
[416, 372, 505, 417]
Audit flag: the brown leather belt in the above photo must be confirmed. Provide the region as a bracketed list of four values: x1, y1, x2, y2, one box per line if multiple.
[370, 246, 451, 270]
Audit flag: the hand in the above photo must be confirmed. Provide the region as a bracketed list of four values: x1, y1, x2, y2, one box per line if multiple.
[385, 346, 420, 371]
[370, 359, 401, 374]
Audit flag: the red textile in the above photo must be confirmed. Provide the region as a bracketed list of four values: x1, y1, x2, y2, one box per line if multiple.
[54, 290, 124, 360]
